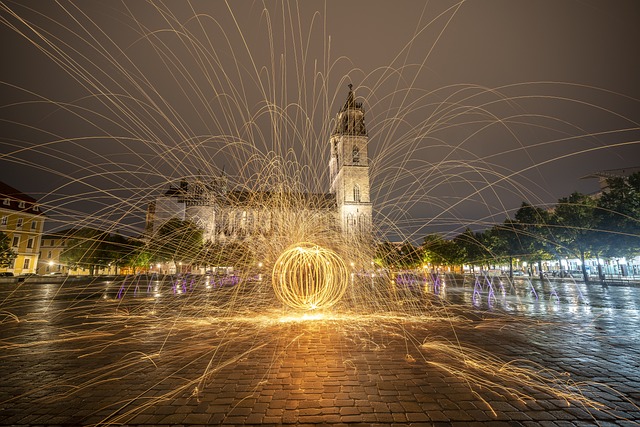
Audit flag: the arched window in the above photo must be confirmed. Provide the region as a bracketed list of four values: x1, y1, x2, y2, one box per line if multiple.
[353, 184, 361, 202]
[358, 214, 368, 234]
[352, 145, 360, 163]
[346, 213, 355, 232]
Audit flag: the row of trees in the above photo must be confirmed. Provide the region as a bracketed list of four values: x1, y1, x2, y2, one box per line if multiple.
[377, 173, 640, 283]
[58, 218, 254, 274]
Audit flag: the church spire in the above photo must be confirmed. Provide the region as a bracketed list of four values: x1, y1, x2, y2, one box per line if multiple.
[333, 84, 366, 136]
[340, 83, 356, 112]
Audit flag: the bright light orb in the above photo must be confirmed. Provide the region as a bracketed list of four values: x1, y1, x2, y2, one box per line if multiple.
[272, 242, 348, 310]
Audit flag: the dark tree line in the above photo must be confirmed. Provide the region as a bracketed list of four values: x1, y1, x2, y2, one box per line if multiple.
[60, 218, 255, 274]
[376, 173, 640, 282]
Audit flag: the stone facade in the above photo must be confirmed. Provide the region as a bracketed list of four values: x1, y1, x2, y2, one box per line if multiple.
[146, 86, 373, 247]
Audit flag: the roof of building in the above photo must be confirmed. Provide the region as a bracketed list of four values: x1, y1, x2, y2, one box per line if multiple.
[581, 166, 640, 180]
[223, 190, 336, 209]
[0, 181, 43, 216]
[162, 179, 337, 209]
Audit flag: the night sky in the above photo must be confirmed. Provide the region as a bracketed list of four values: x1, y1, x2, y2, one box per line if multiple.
[1, 1, 639, 241]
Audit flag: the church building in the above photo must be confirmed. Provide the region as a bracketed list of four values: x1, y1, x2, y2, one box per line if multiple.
[145, 85, 373, 247]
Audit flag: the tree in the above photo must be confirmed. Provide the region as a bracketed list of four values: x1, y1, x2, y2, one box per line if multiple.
[0, 231, 16, 268]
[422, 234, 464, 271]
[454, 228, 491, 273]
[61, 228, 111, 275]
[127, 239, 155, 274]
[148, 219, 204, 270]
[374, 241, 422, 270]
[103, 233, 134, 274]
[374, 241, 397, 269]
[596, 172, 640, 261]
[552, 192, 598, 283]
[487, 219, 525, 278]
[514, 202, 555, 279]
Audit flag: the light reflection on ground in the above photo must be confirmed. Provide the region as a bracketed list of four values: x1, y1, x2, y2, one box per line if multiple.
[1, 275, 639, 425]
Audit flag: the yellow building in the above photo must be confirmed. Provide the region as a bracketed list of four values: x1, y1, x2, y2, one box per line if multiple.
[0, 181, 45, 275]
[37, 231, 69, 275]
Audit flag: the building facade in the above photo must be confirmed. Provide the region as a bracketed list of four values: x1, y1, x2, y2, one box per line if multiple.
[38, 232, 67, 275]
[329, 84, 372, 237]
[145, 86, 374, 251]
[0, 181, 45, 275]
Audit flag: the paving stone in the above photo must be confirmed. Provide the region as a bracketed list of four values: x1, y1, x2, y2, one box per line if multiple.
[2, 281, 640, 426]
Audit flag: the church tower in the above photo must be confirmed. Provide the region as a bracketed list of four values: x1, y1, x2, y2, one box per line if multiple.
[329, 84, 372, 238]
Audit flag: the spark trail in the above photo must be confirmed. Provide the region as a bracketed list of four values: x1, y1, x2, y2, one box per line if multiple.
[0, 2, 639, 425]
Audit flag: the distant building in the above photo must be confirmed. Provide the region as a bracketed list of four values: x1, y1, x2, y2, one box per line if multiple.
[0, 181, 45, 275]
[37, 230, 71, 275]
[582, 166, 640, 193]
[145, 85, 374, 251]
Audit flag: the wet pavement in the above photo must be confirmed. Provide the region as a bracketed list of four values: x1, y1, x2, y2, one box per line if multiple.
[0, 275, 639, 426]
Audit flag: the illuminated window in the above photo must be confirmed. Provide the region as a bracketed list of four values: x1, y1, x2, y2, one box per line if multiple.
[23, 259, 30, 270]
[16, 218, 23, 228]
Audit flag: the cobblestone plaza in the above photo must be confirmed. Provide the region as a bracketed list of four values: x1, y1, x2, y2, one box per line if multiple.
[0, 277, 639, 426]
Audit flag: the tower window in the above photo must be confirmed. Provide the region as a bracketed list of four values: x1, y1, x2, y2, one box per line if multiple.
[347, 213, 355, 231]
[358, 214, 368, 234]
[352, 146, 360, 163]
[353, 185, 361, 202]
